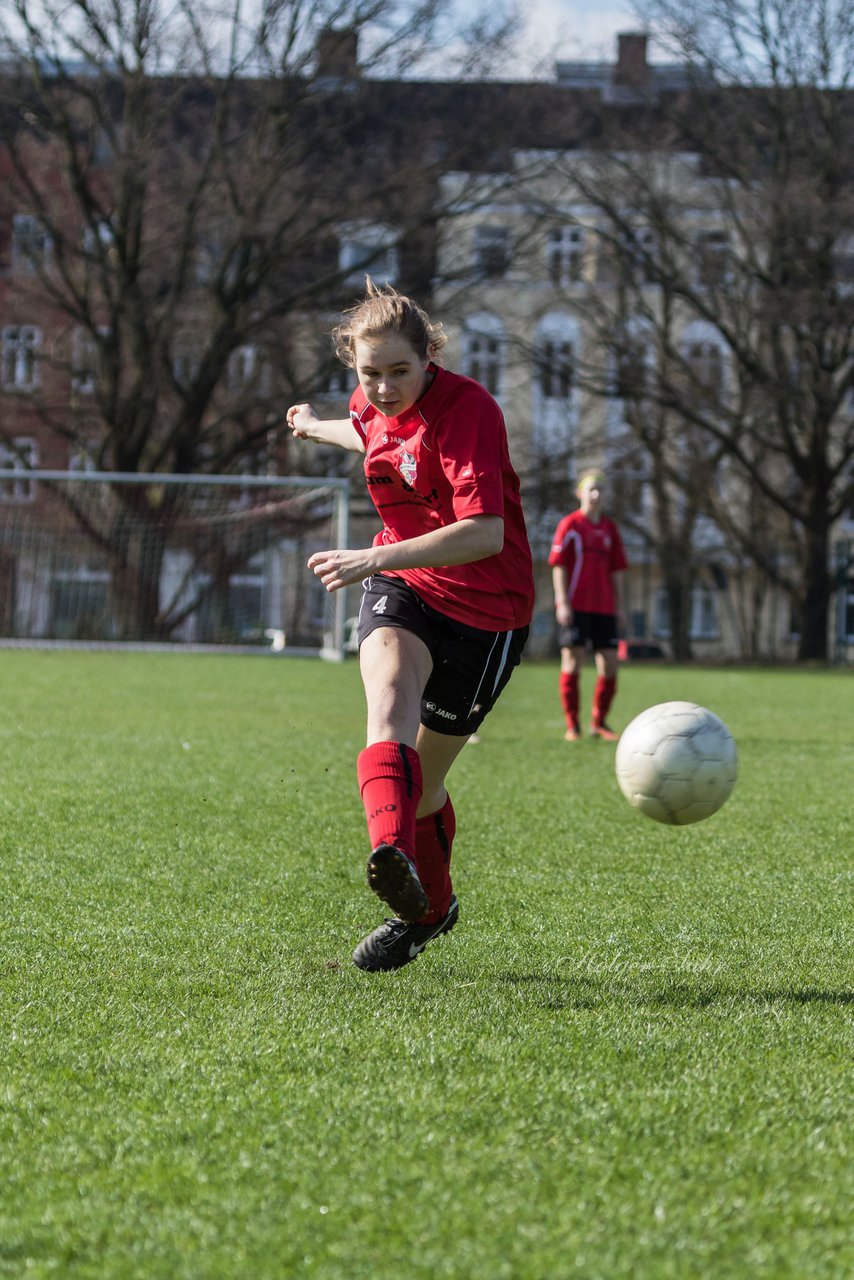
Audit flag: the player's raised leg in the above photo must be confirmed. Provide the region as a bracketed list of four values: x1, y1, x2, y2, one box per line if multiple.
[357, 626, 433, 920]
[353, 726, 467, 971]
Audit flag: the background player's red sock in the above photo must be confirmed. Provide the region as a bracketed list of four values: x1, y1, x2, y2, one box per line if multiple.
[356, 741, 422, 864]
[559, 671, 580, 729]
[413, 794, 456, 924]
[592, 676, 617, 726]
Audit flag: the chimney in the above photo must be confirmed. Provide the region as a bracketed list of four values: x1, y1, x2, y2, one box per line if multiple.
[614, 32, 649, 89]
[315, 28, 359, 81]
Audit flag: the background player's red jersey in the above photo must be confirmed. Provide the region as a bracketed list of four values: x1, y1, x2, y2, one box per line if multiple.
[350, 366, 534, 631]
[548, 510, 627, 614]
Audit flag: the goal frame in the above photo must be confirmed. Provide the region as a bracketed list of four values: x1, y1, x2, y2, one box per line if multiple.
[0, 469, 351, 661]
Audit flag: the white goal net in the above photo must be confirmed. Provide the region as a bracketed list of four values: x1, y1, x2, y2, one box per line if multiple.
[0, 470, 350, 660]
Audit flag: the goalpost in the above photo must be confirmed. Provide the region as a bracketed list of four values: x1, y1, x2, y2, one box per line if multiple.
[0, 470, 351, 661]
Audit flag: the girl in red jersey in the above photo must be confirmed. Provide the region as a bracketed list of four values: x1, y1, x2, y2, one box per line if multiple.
[286, 281, 534, 972]
[548, 471, 628, 742]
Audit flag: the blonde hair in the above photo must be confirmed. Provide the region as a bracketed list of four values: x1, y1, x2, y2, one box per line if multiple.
[576, 470, 606, 495]
[332, 278, 448, 368]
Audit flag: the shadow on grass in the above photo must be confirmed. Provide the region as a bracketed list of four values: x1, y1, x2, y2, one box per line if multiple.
[496, 972, 854, 1009]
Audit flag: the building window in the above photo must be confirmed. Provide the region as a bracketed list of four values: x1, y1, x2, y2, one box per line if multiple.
[226, 344, 266, 394]
[841, 577, 854, 642]
[83, 218, 117, 259]
[534, 313, 578, 403]
[171, 342, 202, 391]
[473, 225, 511, 280]
[338, 222, 399, 286]
[537, 338, 574, 400]
[461, 314, 504, 395]
[68, 441, 101, 473]
[12, 214, 52, 273]
[610, 462, 648, 520]
[0, 438, 39, 501]
[597, 226, 656, 286]
[547, 226, 585, 286]
[695, 230, 731, 288]
[71, 327, 108, 396]
[833, 235, 854, 289]
[319, 358, 350, 398]
[610, 343, 651, 400]
[685, 339, 724, 405]
[1, 326, 42, 390]
[630, 228, 657, 284]
[532, 314, 578, 473]
[654, 586, 720, 640]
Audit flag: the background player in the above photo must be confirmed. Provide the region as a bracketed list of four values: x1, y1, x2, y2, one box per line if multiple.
[286, 281, 534, 971]
[549, 471, 628, 741]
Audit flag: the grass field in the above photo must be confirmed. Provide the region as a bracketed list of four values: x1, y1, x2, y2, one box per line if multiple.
[0, 650, 851, 1279]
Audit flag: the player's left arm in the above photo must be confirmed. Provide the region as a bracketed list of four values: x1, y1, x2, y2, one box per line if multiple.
[308, 516, 504, 592]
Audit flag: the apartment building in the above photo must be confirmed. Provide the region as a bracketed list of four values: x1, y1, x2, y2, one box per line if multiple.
[1, 32, 851, 658]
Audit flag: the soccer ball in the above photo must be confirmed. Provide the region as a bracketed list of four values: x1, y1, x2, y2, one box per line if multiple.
[615, 701, 737, 826]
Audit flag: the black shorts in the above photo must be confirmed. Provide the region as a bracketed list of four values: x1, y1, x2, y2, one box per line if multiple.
[357, 573, 529, 736]
[558, 610, 619, 652]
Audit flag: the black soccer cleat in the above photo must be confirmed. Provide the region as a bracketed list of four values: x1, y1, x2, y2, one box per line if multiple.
[352, 896, 460, 972]
[365, 843, 430, 921]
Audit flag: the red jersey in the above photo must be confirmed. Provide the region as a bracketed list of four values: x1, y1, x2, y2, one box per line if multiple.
[548, 510, 627, 614]
[349, 366, 534, 631]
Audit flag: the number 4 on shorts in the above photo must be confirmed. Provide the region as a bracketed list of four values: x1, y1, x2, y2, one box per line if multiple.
[372, 595, 389, 615]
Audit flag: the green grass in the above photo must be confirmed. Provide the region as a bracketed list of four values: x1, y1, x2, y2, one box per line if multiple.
[0, 650, 851, 1279]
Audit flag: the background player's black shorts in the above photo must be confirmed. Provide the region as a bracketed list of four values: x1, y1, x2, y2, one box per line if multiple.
[357, 573, 529, 736]
[558, 610, 619, 651]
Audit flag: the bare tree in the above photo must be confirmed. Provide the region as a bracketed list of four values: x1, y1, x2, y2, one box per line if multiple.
[0, 0, 520, 637]
[533, 0, 854, 660]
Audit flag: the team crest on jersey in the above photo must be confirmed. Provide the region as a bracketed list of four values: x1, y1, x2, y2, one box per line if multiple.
[398, 450, 417, 485]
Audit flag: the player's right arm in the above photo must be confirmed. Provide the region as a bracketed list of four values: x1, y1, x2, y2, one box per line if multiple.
[286, 404, 366, 454]
[552, 564, 573, 628]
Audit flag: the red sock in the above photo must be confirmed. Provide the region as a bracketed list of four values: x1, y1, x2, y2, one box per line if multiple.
[356, 741, 422, 864]
[592, 676, 617, 726]
[559, 671, 579, 730]
[413, 795, 455, 924]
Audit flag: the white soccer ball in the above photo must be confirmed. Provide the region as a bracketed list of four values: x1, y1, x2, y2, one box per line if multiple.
[615, 701, 738, 826]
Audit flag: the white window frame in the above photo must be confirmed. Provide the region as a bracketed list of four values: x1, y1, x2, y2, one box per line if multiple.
[596, 224, 657, 286]
[337, 221, 400, 286]
[682, 321, 726, 407]
[71, 326, 110, 396]
[68, 441, 101, 473]
[172, 341, 202, 391]
[460, 313, 505, 397]
[473, 225, 511, 280]
[1, 325, 42, 391]
[82, 218, 116, 258]
[695, 229, 732, 289]
[536, 336, 575, 402]
[11, 214, 52, 273]
[547, 225, 585, 286]
[226, 344, 268, 394]
[0, 438, 39, 502]
[654, 585, 720, 640]
[532, 311, 578, 467]
[631, 227, 657, 284]
[833, 234, 854, 293]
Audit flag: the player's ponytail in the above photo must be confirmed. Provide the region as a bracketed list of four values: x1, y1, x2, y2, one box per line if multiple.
[332, 278, 448, 368]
